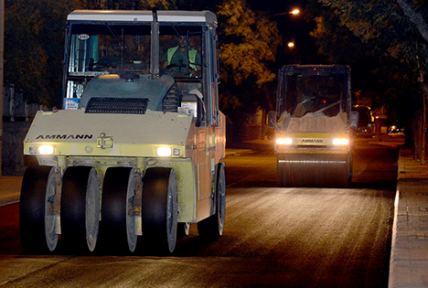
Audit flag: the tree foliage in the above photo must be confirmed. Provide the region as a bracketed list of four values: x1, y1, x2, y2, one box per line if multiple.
[309, 0, 428, 157]
[72, 0, 175, 10]
[313, 0, 428, 81]
[5, 0, 75, 107]
[217, 0, 281, 87]
[307, 0, 428, 110]
[215, 0, 282, 125]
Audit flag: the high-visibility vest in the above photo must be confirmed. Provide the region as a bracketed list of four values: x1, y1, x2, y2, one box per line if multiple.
[167, 47, 197, 69]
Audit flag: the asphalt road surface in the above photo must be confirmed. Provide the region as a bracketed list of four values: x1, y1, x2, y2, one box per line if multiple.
[0, 139, 397, 287]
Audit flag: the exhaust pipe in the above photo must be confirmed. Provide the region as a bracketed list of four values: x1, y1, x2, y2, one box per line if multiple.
[150, 9, 160, 79]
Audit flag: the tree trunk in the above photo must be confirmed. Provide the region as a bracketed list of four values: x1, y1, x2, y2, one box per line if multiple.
[411, 92, 425, 161]
[397, 0, 428, 43]
[423, 95, 426, 164]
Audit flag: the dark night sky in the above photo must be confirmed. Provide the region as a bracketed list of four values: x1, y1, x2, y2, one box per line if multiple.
[248, 0, 328, 65]
[249, 0, 304, 14]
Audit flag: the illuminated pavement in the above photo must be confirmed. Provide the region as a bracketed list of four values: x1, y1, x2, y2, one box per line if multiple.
[0, 176, 21, 207]
[1, 141, 427, 287]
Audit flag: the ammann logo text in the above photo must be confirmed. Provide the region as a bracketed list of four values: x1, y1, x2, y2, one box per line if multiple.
[301, 139, 324, 143]
[36, 135, 93, 140]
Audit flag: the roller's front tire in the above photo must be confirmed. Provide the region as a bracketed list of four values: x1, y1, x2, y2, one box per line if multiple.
[61, 167, 100, 253]
[142, 167, 178, 254]
[20, 166, 59, 253]
[101, 168, 142, 253]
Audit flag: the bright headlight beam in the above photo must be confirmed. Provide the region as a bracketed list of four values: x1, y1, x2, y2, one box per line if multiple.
[39, 145, 54, 155]
[276, 138, 292, 145]
[333, 138, 349, 146]
[157, 147, 172, 157]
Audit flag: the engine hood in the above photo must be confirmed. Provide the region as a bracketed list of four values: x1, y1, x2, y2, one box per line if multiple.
[278, 111, 349, 133]
[78, 73, 175, 112]
[24, 109, 193, 157]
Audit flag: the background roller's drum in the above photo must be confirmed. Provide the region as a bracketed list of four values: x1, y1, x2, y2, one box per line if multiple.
[277, 153, 351, 187]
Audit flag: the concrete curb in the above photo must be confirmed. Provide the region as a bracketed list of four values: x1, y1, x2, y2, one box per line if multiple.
[389, 149, 428, 288]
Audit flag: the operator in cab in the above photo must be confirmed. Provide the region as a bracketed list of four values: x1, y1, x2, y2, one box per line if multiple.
[162, 35, 201, 76]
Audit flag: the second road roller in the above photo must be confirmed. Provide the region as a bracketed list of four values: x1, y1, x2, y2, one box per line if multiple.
[269, 65, 358, 187]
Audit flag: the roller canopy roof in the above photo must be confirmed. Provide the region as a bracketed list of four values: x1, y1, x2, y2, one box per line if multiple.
[281, 64, 350, 76]
[67, 10, 217, 25]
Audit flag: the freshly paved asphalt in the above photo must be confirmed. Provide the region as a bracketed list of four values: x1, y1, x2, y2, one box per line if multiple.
[0, 141, 426, 287]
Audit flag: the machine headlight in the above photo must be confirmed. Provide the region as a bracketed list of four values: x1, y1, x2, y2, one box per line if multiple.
[156, 147, 172, 157]
[30, 145, 54, 155]
[332, 138, 349, 146]
[276, 138, 293, 145]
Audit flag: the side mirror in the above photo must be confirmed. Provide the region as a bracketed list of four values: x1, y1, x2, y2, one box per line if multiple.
[349, 111, 359, 129]
[267, 111, 277, 129]
[180, 94, 205, 127]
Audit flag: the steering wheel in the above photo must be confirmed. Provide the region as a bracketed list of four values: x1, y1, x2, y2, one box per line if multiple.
[94, 60, 116, 69]
[166, 62, 193, 73]
[88, 57, 118, 71]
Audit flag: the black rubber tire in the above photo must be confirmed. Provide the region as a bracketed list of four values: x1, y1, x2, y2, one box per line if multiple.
[20, 166, 58, 254]
[61, 167, 100, 253]
[142, 167, 178, 254]
[100, 167, 141, 254]
[177, 222, 191, 238]
[197, 163, 226, 238]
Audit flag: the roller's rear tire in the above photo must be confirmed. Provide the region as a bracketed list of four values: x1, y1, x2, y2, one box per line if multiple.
[178, 222, 191, 238]
[198, 163, 226, 238]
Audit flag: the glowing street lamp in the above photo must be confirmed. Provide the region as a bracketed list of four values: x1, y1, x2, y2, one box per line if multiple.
[290, 9, 300, 16]
[288, 41, 295, 49]
[270, 8, 301, 18]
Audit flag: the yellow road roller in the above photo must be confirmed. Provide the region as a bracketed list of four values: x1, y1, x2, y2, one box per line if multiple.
[20, 10, 225, 255]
